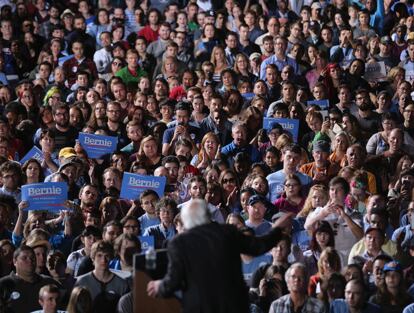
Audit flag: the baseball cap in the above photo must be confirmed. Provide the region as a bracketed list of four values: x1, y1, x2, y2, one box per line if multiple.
[380, 36, 392, 45]
[383, 261, 402, 273]
[249, 52, 261, 61]
[60, 9, 74, 19]
[26, 238, 51, 250]
[248, 194, 267, 206]
[205, 10, 215, 17]
[58, 159, 78, 172]
[313, 140, 330, 153]
[59, 147, 77, 159]
[364, 226, 384, 237]
[311, 2, 322, 10]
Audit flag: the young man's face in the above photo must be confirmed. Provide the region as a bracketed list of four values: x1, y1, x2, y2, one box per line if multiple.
[93, 251, 111, 271]
[2, 170, 19, 190]
[283, 151, 301, 171]
[165, 162, 179, 184]
[141, 194, 158, 215]
[39, 291, 59, 313]
[189, 181, 206, 199]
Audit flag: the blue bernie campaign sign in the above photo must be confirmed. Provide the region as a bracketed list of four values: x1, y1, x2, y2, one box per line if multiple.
[263, 117, 299, 142]
[19, 146, 52, 176]
[307, 99, 329, 109]
[19, 146, 43, 165]
[120, 172, 167, 200]
[139, 236, 155, 252]
[22, 182, 68, 211]
[78, 132, 118, 159]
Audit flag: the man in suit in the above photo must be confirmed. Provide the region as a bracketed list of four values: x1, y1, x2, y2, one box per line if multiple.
[147, 199, 291, 313]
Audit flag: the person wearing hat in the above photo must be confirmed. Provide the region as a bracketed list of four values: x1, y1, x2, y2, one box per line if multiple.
[245, 194, 273, 235]
[369, 260, 412, 312]
[299, 140, 340, 185]
[26, 238, 51, 276]
[375, 35, 399, 68]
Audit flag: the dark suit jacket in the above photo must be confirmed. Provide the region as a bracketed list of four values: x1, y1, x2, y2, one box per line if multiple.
[158, 222, 282, 313]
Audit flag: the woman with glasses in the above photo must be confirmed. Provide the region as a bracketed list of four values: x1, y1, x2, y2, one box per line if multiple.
[274, 174, 305, 216]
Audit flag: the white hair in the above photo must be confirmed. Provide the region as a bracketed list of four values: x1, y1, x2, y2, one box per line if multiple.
[181, 199, 210, 230]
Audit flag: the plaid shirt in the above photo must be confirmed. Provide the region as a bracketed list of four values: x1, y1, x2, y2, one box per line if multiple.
[269, 294, 325, 313]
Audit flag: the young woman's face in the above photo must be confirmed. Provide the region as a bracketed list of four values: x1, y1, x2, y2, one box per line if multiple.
[204, 138, 218, 154]
[284, 178, 301, 196]
[252, 177, 267, 195]
[98, 11, 109, 24]
[310, 190, 325, 208]
[143, 140, 157, 158]
[315, 231, 330, 248]
[221, 173, 236, 192]
[26, 162, 40, 179]
[385, 271, 401, 289]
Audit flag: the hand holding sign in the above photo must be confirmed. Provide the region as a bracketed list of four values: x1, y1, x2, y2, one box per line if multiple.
[120, 172, 167, 200]
[78, 132, 118, 159]
[22, 182, 68, 211]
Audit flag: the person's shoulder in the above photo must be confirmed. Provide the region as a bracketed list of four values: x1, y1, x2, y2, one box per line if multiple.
[296, 171, 312, 181]
[76, 271, 94, 283]
[330, 298, 347, 309]
[266, 169, 283, 180]
[0, 272, 16, 284]
[272, 294, 290, 304]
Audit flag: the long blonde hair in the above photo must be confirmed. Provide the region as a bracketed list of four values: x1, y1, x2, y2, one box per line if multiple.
[297, 184, 328, 218]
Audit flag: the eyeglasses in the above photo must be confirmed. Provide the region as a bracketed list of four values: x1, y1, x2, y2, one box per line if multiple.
[107, 110, 120, 114]
[112, 62, 122, 66]
[223, 177, 235, 184]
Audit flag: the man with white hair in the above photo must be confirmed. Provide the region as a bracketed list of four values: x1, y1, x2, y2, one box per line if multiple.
[269, 263, 325, 313]
[147, 199, 292, 313]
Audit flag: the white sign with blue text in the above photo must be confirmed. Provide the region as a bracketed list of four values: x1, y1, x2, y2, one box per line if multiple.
[22, 182, 68, 211]
[263, 117, 299, 142]
[78, 132, 118, 159]
[120, 172, 167, 200]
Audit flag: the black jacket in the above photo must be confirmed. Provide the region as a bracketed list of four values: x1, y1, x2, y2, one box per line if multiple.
[158, 222, 282, 313]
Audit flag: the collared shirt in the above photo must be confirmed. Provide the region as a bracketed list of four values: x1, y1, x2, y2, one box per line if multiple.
[260, 54, 300, 80]
[330, 299, 382, 313]
[269, 294, 325, 313]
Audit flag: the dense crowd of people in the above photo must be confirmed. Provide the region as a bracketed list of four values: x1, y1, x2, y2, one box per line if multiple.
[1, 0, 414, 312]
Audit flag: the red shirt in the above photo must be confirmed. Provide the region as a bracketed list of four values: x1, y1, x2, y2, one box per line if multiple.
[138, 26, 159, 43]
